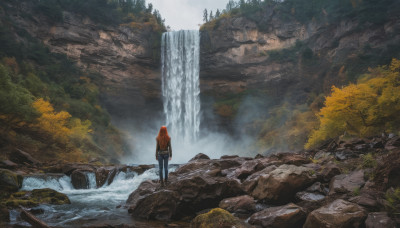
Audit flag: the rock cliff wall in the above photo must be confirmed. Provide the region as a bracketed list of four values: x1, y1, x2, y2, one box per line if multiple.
[200, 12, 400, 131]
[2, 1, 163, 125]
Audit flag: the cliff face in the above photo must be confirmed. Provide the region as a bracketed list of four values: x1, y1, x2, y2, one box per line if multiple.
[3, 1, 163, 124]
[200, 12, 400, 131]
[200, 16, 400, 94]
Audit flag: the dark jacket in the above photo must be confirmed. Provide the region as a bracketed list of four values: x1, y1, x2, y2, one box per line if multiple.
[155, 139, 172, 158]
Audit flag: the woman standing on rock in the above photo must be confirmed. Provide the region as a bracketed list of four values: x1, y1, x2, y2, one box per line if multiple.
[156, 126, 172, 187]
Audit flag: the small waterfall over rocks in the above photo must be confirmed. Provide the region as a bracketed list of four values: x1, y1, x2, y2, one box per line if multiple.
[161, 30, 201, 143]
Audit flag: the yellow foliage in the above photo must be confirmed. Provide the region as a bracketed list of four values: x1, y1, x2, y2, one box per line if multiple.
[32, 98, 72, 143]
[306, 58, 400, 148]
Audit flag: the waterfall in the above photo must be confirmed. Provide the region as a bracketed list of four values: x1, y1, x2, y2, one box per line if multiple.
[161, 30, 201, 143]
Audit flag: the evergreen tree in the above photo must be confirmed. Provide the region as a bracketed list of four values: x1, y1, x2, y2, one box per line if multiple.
[203, 8, 208, 22]
[215, 9, 221, 18]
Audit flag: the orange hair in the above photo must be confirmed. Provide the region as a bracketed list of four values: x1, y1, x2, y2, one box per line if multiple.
[157, 126, 170, 150]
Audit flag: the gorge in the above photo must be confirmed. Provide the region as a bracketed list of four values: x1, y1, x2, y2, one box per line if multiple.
[1, 0, 400, 227]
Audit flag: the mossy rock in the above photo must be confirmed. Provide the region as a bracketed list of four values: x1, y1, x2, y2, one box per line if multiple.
[191, 208, 244, 228]
[4, 188, 70, 208]
[0, 168, 23, 193]
[31, 188, 71, 205]
[5, 199, 38, 208]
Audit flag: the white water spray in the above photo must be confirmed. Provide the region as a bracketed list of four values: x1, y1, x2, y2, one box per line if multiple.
[161, 30, 201, 143]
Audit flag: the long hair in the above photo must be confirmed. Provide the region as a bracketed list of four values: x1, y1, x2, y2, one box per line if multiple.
[156, 126, 170, 149]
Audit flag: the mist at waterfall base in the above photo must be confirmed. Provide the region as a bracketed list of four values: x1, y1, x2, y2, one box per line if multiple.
[124, 30, 257, 164]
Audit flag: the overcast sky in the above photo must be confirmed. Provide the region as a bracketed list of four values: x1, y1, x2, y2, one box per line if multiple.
[147, 0, 230, 30]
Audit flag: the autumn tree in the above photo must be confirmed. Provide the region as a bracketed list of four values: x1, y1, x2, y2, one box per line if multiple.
[32, 98, 72, 144]
[306, 58, 400, 148]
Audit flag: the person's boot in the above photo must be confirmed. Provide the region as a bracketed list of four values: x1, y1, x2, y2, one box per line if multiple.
[160, 179, 164, 187]
[164, 179, 168, 186]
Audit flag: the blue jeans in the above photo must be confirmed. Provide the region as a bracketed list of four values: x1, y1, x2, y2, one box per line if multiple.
[158, 154, 169, 181]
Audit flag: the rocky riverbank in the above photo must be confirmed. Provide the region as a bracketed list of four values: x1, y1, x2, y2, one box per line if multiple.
[126, 135, 400, 227]
[1, 135, 400, 227]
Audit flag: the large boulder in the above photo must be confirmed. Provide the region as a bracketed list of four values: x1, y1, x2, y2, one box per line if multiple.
[9, 149, 41, 166]
[127, 158, 245, 220]
[128, 189, 180, 221]
[365, 212, 396, 228]
[329, 170, 365, 195]
[70, 170, 89, 189]
[0, 168, 23, 195]
[191, 208, 245, 228]
[251, 164, 317, 203]
[248, 203, 307, 228]
[318, 163, 341, 182]
[241, 165, 277, 193]
[189, 153, 210, 162]
[219, 195, 256, 214]
[303, 199, 367, 228]
[231, 159, 266, 180]
[5, 188, 70, 208]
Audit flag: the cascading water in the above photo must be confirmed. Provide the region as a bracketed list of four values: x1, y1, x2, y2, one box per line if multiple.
[11, 168, 177, 227]
[161, 30, 201, 144]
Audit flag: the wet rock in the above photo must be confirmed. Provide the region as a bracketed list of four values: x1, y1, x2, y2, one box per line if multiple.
[303, 199, 367, 228]
[30, 188, 71, 205]
[318, 163, 341, 182]
[272, 153, 311, 166]
[305, 182, 325, 194]
[0, 160, 18, 169]
[62, 163, 95, 175]
[5, 188, 70, 208]
[232, 159, 266, 180]
[219, 195, 256, 214]
[9, 149, 41, 166]
[349, 193, 379, 210]
[95, 167, 111, 188]
[71, 170, 89, 189]
[385, 136, 400, 150]
[354, 144, 370, 152]
[329, 170, 365, 195]
[0, 205, 10, 223]
[313, 151, 332, 161]
[365, 212, 396, 228]
[370, 138, 384, 149]
[189, 153, 210, 162]
[251, 164, 317, 203]
[126, 180, 158, 209]
[107, 168, 118, 185]
[191, 208, 244, 228]
[220, 155, 239, 159]
[128, 189, 180, 221]
[241, 165, 277, 193]
[0, 168, 23, 194]
[248, 203, 306, 228]
[127, 158, 245, 220]
[335, 149, 359, 160]
[296, 192, 325, 202]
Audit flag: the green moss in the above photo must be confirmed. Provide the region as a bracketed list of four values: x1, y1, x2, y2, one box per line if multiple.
[5, 199, 38, 208]
[31, 188, 71, 205]
[4, 188, 70, 208]
[385, 187, 400, 215]
[191, 208, 242, 228]
[360, 153, 377, 169]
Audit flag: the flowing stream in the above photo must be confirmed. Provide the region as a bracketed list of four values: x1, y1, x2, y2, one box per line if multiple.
[161, 30, 201, 144]
[10, 168, 175, 227]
